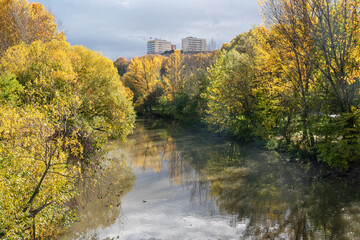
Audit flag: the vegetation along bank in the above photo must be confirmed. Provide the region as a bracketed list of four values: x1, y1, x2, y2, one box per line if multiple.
[118, 0, 360, 171]
[1, 0, 360, 239]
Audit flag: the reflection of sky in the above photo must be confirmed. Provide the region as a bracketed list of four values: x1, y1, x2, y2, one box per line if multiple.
[63, 120, 360, 239]
[88, 166, 249, 239]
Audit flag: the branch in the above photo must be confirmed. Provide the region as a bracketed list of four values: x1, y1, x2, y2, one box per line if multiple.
[29, 201, 54, 217]
[23, 165, 49, 213]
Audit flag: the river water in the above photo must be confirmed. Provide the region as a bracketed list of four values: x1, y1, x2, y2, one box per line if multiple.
[62, 119, 360, 240]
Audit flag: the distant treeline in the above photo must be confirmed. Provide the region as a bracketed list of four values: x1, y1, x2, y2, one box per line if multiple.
[115, 51, 219, 123]
[117, 0, 360, 171]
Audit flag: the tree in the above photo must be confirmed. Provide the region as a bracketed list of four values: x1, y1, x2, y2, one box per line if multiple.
[0, 0, 65, 55]
[114, 57, 129, 77]
[0, 71, 23, 105]
[163, 50, 185, 101]
[205, 31, 258, 140]
[71, 45, 135, 137]
[261, 0, 360, 114]
[0, 105, 81, 239]
[0, 39, 136, 238]
[254, 26, 299, 145]
[123, 55, 163, 110]
[157, 51, 219, 122]
[0, 40, 76, 106]
[309, 0, 360, 114]
[260, 0, 360, 167]
[0, 40, 135, 139]
[0, 0, 136, 238]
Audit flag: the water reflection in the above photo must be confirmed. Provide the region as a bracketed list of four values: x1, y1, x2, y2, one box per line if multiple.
[201, 143, 360, 239]
[62, 153, 135, 239]
[127, 119, 360, 239]
[124, 122, 201, 187]
[63, 118, 360, 239]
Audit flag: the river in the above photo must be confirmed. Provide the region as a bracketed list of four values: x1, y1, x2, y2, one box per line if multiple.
[62, 118, 360, 240]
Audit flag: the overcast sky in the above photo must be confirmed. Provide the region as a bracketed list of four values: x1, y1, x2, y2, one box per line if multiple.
[29, 0, 262, 60]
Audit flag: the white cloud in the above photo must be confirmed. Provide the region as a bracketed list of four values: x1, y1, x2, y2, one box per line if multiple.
[29, 0, 262, 60]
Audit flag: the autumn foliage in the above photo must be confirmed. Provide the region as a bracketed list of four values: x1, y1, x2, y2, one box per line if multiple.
[0, 0, 65, 56]
[119, 0, 360, 170]
[2, 0, 360, 238]
[122, 50, 219, 122]
[204, 0, 360, 169]
[0, 0, 134, 238]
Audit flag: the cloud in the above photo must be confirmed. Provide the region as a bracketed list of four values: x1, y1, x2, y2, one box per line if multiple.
[29, 0, 262, 60]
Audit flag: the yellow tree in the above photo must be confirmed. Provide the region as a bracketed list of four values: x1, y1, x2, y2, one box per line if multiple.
[0, 0, 65, 55]
[0, 41, 136, 238]
[0, 40, 135, 139]
[160, 51, 219, 121]
[261, 0, 360, 115]
[163, 50, 184, 101]
[260, 0, 360, 167]
[310, 0, 360, 114]
[260, 0, 318, 147]
[0, 105, 81, 239]
[254, 26, 301, 144]
[182, 51, 219, 94]
[0, 40, 81, 238]
[123, 55, 163, 109]
[0, 1, 135, 237]
[71, 45, 135, 138]
[309, 0, 360, 167]
[0, 40, 77, 107]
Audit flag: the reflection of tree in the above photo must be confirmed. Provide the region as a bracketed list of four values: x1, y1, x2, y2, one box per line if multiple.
[125, 119, 360, 239]
[125, 120, 193, 185]
[201, 143, 360, 239]
[62, 155, 135, 239]
[123, 119, 216, 211]
[127, 124, 168, 173]
[66, 118, 360, 239]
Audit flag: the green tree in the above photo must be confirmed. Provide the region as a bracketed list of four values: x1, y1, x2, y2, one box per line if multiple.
[0, 71, 23, 104]
[205, 31, 257, 140]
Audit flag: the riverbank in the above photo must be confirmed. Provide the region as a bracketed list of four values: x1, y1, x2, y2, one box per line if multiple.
[138, 115, 360, 182]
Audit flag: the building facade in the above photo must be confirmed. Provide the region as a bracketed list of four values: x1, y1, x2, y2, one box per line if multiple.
[147, 39, 172, 55]
[182, 37, 206, 52]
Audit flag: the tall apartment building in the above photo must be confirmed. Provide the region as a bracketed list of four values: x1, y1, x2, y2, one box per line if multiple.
[147, 39, 172, 54]
[182, 37, 206, 52]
